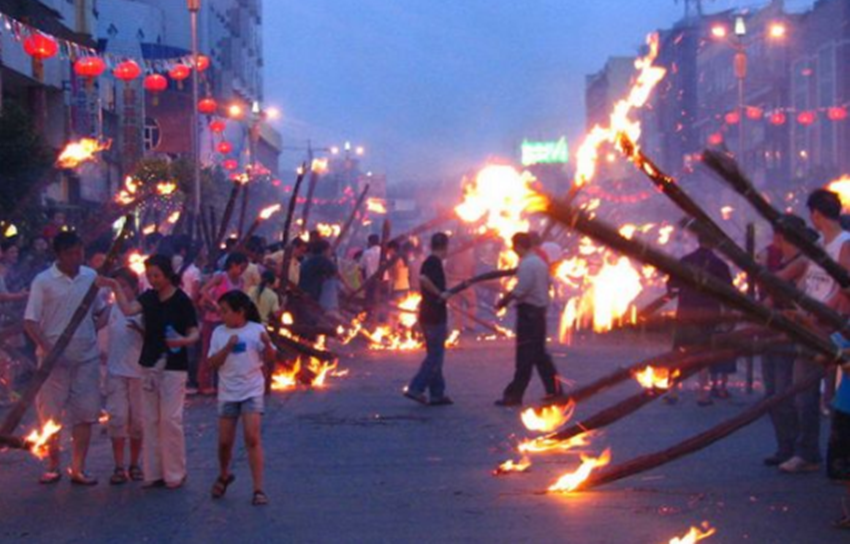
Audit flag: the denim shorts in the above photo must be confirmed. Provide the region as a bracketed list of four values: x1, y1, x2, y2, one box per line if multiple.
[217, 396, 265, 418]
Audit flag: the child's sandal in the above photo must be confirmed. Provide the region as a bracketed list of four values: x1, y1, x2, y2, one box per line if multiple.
[252, 490, 269, 506]
[128, 465, 144, 482]
[211, 474, 235, 499]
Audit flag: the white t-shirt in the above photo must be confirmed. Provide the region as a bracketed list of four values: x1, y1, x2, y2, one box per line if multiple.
[804, 231, 850, 303]
[106, 307, 144, 378]
[362, 246, 381, 278]
[208, 321, 267, 402]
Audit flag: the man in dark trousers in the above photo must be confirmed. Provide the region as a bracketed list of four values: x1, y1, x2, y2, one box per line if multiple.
[404, 232, 453, 406]
[668, 230, 734, 406]
[495, 232, 562, 406]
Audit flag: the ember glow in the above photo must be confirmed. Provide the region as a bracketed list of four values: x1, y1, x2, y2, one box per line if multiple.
[520, 402, 575, 433]
[316, 222, 342, 239]
[156, 182, 178, 196]
[669, 524, 716, 544]
[259, 204, 282, 220]
[574, 33, 666, 189]
[547, 448, 611, 493]
[24, 420, 62, 459]
[127, 251, 147, 276]
[493, 456, 532, 476]
[115, 176, 141, 205]
[57, 138, 111, 168]
[720, 206, 734, 221]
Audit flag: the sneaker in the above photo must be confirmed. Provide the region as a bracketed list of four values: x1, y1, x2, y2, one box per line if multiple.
[779, 456, 820, 474]
[763, 454, 790, 467]
[429, 396, 454, 406]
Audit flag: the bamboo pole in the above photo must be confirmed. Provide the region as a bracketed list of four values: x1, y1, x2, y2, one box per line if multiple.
[277, 164, 308, 291]
[446, 269, 516, 296]
[703, 149, 850, 288]
[300, 168, 321, 234]
[535, 196, 848, 365]
[333, 184, 370, 253]
[619, 135, 850, 339]
[214, 179, 243, 252]
[237, 183, 251, 241]
[0, 215, 133, 436]
[580, 367, 825, 491]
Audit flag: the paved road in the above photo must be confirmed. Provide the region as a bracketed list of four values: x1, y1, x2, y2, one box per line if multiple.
[0, 334, 846, 543]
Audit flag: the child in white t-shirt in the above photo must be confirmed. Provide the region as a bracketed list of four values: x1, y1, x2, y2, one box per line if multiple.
[104, 268, 145, 485]
[207, 290, 275, 505]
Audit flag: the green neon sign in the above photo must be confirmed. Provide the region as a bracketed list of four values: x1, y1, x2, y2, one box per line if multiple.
[521, 137, 570, 166]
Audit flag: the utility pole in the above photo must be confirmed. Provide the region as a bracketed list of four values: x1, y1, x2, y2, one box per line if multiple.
[188, 0, 202, 238]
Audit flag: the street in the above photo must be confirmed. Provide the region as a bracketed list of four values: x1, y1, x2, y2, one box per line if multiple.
[0, 334, 845, 544]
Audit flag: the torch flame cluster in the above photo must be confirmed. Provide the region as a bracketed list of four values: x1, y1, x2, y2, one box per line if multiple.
[259, 204, 282, 220]
[547, 449, 612, 493]
[669, 524, 716, 544]
[635, 365, 680, 390]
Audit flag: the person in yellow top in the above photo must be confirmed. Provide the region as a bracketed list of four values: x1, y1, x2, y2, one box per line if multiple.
[248, 270, 281, 326]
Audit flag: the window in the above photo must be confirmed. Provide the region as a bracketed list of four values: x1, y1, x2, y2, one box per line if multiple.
[144, 117, 161, 151]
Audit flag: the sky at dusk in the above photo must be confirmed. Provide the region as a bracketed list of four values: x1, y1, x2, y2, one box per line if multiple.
[263, 0, 815, 187]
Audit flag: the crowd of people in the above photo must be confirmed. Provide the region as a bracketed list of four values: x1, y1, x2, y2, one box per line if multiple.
[0, 198, 847, 525]
[667, 188, 850, 529]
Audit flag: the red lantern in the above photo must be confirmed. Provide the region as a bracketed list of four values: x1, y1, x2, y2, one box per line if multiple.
[708, 132, 724, 146]
[196, 55, 211, 72]
[209, 120, 226, 134]
[198, 98, 218, 115]
[217, 141, 233, 155]
[222, 159, 239, 171]
[114, 60, 142, 82]
[746, 106, 763, 120]
[725, 111, 741, 125]
[74, 57, 106, 79]
[169, 65, 191, 82]
[23, 33, 58, 60]
[797, 111, 816, 126]
[272, 179, 282, 187]
[770, 111, 787, 126]
[828, 107, 848, 122]
[144, 74, 168, 93]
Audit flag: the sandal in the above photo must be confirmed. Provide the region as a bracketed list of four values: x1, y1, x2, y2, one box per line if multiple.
[68, 471, 98, 486]
[252, 490, 269, 506]
[110, 467, 129, 486]
[38, 470, 62, 485]
[211, 474, 235, 499]
[128, 465, 144, 482]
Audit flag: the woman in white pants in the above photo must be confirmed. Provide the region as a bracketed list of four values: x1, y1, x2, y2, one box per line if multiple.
[99, 254, 199, 489]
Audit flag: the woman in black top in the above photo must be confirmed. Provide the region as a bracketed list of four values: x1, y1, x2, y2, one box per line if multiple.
[99, 254, 199, 489]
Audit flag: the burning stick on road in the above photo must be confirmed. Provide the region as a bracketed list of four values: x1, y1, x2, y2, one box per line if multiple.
[619, 134, 850, 338]
[578, 367, 826, 492]
[703, 149, 850, 288]
[532, 195, 849, 366]
[0, 216, 133, 436]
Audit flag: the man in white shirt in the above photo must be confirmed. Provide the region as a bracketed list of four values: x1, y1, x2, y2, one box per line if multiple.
[781, 189, 850, 474]
[24, 232, 106, 486]
[495, 232, 562, 406]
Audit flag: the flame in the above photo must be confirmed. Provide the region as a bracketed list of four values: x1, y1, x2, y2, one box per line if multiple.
[547, 449, 611, 493]
[24, 420, 62, 459]
[270, 359, 301, 391]
[635, 366, 680, 390]
[316, 223, 342, 239]
[156, 182, 177, 196]
[658, 225, 675, 245]
[281, 312, 294, 326]
[720, 206, 734, 221]
[669, 524, 716, 544]
[167, 211, 181, 224]
[98, 410, 110, 425]
[311, 158, 329, 174]
[573, 33, 666, 188]
[142, 225, 156, 235]
[518, 431, 594, 455]
[259, 204, 282, 220]
[115, 176, 141, 205]
[493, 456, 532, 475]
[520, 402, 574, 433]
[57, 138, 111, 168]
[827, 175, 850, 211]
[127, 251, 147, 276]
[366, 198, 388, 214]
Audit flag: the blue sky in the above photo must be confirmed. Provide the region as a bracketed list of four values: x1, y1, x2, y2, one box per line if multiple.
[263, 1, 813, 186]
